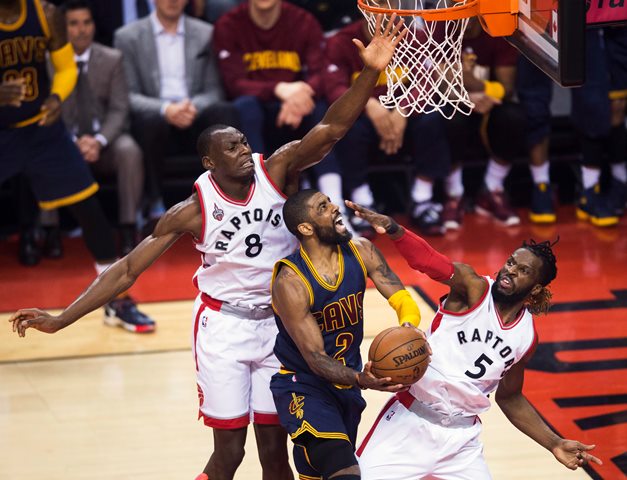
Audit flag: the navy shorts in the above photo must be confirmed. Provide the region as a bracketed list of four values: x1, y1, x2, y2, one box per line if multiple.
[0, 120, 98, 209]
[605, 27, 627, 98]
[271, 370, 366, 478]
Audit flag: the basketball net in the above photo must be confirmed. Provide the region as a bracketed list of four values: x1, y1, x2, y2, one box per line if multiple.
[359, 0, 475, 119]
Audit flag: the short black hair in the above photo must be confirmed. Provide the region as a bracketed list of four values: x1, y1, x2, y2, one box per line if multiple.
[283, 189, 319, 238]
[60, 0, 93, 15]
[521, 238, 558, 286]
[196, 124, 231, 157]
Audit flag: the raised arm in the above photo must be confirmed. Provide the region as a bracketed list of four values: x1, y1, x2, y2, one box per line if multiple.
[264, 14, 407, 191]
[346, 201, 488, 309]
[272, 263, 404, 392]
[9, 195, 203, 336]
[496, 361, 602, 471]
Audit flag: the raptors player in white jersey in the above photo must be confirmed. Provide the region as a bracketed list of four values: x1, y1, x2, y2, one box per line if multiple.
[9, 15, 407, 480]
[345, 202, 602, 480]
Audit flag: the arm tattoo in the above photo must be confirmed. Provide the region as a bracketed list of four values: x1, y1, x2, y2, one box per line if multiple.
[370, 243, 402, 286]
[308, 351, 357, 386]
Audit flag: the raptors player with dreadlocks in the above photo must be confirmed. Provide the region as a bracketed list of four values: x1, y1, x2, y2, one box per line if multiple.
[345, 201, 603, 480]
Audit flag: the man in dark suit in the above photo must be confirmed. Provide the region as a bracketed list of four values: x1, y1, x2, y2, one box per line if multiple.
[58, 0, 144, 254]
[114, 0, 238, 221]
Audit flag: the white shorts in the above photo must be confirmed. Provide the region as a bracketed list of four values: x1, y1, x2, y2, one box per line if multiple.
[357, 396, 491, 480]
[192, 295, 280, 429]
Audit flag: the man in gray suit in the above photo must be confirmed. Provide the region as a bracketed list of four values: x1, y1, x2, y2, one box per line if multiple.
[59, 0, 144, 255]
[114, 0, 238, 221]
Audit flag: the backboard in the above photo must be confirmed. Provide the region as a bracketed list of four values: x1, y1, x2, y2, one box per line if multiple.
[507, 0, 586, 87]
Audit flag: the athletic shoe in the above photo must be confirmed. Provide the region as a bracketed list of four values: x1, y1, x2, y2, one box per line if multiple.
[576, 185, 619, 227]
[411, 201, 445, 236]
[607, 178, 626, 217]
[529, 183, 556, 224]
[104, 297, 156, 333]
[442, 196, 465, 230]
[475, 188, 520, 226]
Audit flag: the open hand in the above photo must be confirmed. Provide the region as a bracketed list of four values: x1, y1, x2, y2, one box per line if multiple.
[345, 200, 402, 236]
[354, 14, 407, 73]
[358, 361, 409, 392]
[9, 308, 66, 337]
[552, 440, 602, 471]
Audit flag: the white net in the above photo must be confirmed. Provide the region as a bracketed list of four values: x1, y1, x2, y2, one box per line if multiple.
[359, 0, 474, 119]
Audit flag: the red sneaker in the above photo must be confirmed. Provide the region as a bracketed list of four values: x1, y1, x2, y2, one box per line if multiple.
[475, 188, 520, 226]
[442, 196, 465, 230]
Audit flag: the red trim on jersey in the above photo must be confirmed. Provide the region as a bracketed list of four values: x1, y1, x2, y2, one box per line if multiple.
[253, 412, 281, 425]
[201, 293, 223, 311]
[192, 304, 204, 372]
[356, 396, 397, 457]
[430, 311, 444, 334]
[521, 318, 539, 363]
[396, 390, 416, 410]
[438, 277, 490, 317]
[194, 182, 207, 244]
[193, 275, 199, 290]
[496, 305, 526, 330]
[209, 173, 256, 206]
[258, 154, 288, 199]
[200, 411, 250, 429]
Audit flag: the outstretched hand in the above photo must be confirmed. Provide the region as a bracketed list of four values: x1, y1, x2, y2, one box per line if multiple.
[357, 361, 410, 392]
[354, 13, 407, 72]
[552, 440, 602, 471]
[8, 308, 66, 337]
[345, 200, 402, 236]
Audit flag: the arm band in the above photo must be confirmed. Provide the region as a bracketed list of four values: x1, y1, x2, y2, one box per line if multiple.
[388, 289, 421, 328]
[50, 43, 78, 102]
[393, 228, 454, 282]
[483, 80, 505, 100]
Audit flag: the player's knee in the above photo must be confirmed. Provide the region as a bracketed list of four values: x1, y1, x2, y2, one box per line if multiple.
[301, 436, 358, 479]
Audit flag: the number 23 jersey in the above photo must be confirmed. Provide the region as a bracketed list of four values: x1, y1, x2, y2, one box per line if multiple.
[410, 276, 538, 417]
[193, 153, 298, 308]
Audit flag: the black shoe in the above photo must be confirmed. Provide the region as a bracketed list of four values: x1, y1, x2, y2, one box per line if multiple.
[42, 227, 63, 259]
[529, 183, 556, 224]
[18, 230, 41, 266]
[104, 296, 156, 333]
[411, 201, 445, 236]
[119, 224, 138, 256]
[576, 185, 619, 227]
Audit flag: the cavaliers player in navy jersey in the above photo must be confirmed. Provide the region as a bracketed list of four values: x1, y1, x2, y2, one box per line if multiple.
[0, 0, 154, 331]
[345, 202, 602, 479]
[11, 14, 409, 480]
[270, 189, 426, 480]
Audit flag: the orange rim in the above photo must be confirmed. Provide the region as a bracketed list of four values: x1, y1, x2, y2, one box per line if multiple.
[357, 0, 479, 21]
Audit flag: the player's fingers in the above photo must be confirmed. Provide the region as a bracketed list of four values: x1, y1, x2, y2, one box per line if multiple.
[352, 38, 366, 52]
[390, 16, 405, 38]
[580, 443, 596, 451]
[374, 13, 383, 35]
[382, 13, 397, 36]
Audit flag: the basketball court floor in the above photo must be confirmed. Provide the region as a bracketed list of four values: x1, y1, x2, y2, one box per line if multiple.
[0, 207, 624, 480]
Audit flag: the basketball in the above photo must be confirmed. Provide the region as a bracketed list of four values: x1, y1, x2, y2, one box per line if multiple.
[368, 326, 429, 385]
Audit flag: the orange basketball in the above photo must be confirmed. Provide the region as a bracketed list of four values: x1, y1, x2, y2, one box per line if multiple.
[368, 326, 429, 385]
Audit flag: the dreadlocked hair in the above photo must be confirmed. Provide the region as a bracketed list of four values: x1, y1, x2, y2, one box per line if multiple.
[521, 237, 558, 315]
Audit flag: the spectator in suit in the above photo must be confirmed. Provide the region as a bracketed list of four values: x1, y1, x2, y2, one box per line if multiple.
[213, 0, 345, 221]
[325, 19, 451, 237]
[42, 0, 144, 256]
[443, 18, 526, 230]
[114, 0, 239, 222]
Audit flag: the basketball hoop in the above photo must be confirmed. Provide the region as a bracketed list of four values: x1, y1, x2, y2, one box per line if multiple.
[358, 0, 518, 119]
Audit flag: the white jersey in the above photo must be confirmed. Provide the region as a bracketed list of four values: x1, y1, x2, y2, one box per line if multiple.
[410, 276, 537, 417]
[193, 154, 298, 308]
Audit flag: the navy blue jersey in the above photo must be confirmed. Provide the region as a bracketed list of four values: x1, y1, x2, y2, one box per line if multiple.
[0, 0, 51, 127]
[272, 240, 367, 375]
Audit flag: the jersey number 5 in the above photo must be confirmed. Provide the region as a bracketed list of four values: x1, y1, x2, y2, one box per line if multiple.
[465, 353, 494, 379]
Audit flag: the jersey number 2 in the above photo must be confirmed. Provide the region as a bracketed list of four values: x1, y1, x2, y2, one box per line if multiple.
[465, 354, 494, 379]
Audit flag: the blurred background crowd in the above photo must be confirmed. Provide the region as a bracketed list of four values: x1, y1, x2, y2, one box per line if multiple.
[2, 0, 626, 268]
